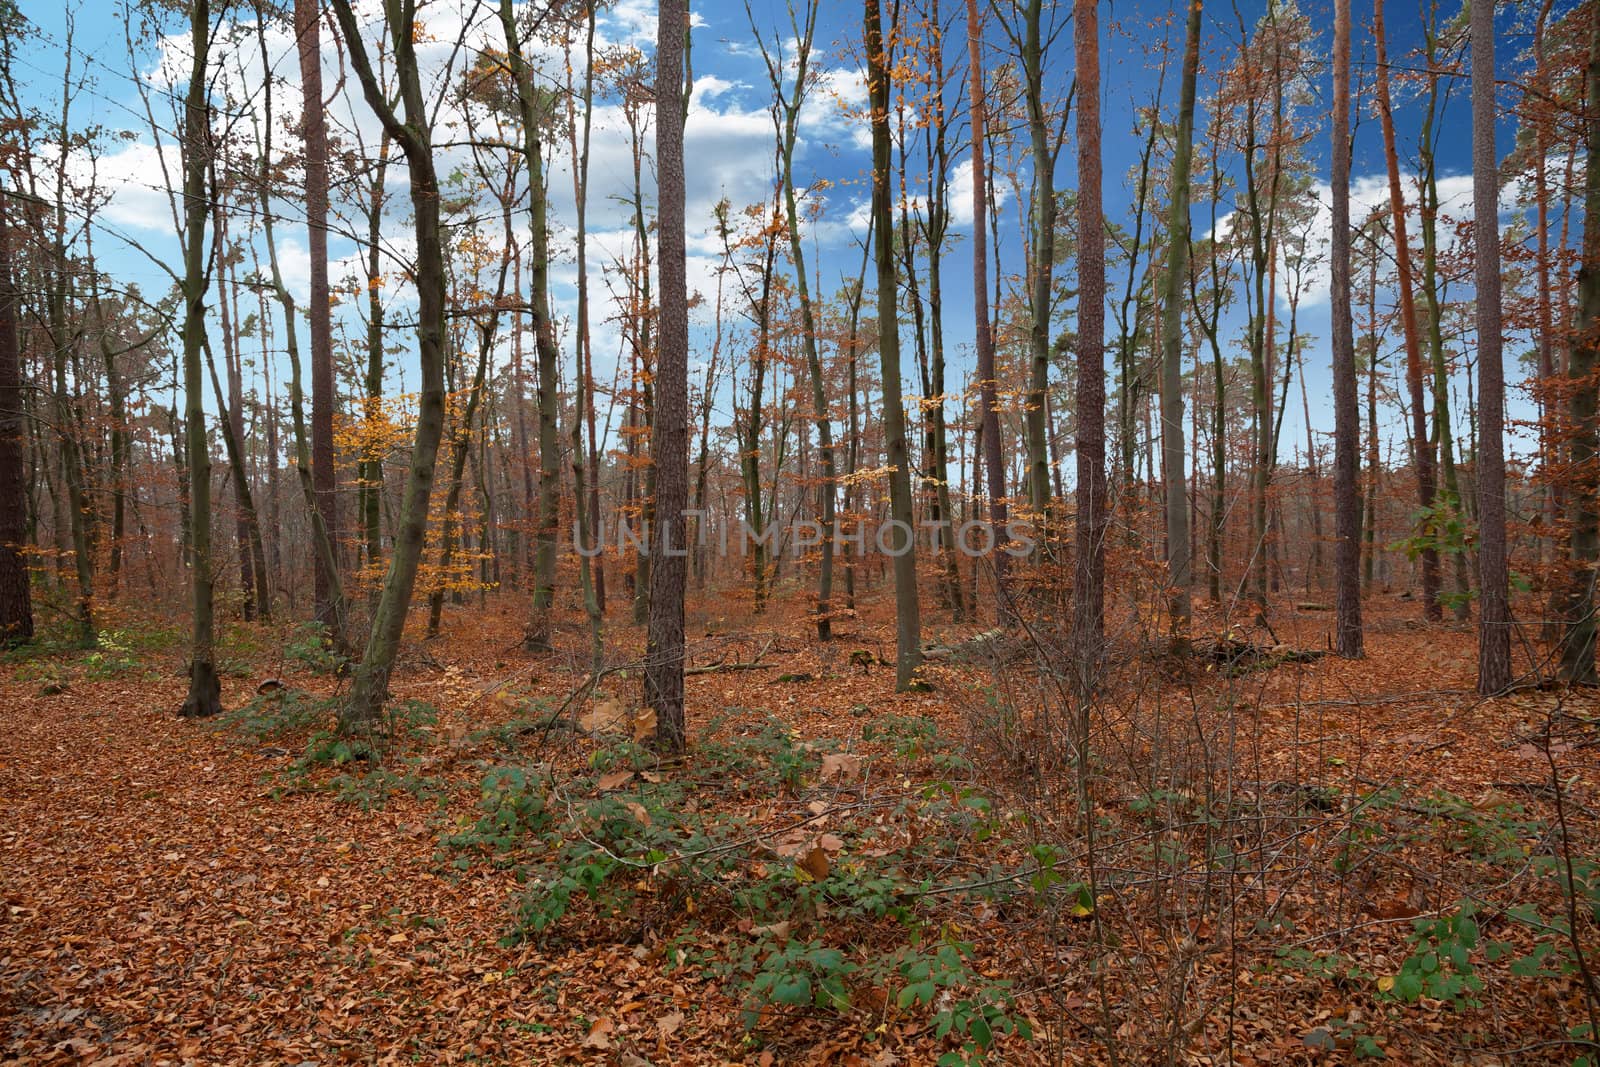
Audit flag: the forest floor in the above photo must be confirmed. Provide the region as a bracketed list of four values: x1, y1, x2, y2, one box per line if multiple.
[3, 587, 1600, 1065]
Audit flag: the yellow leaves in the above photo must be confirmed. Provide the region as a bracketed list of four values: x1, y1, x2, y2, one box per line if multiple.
[1377, 975, 1396, 993]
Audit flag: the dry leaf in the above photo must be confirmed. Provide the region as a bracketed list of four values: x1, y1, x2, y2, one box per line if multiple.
[819, 753, 863, 782]
[595, 769, 635, 792]
[797, 846, 830, 881]
[579, 698, 627, 735]
[657, 1010, 684, 1037]
[632, 706, 658, 743]
[581, 1017, 614, 1050]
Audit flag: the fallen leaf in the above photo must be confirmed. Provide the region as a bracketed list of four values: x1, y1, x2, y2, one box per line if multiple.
[657, 1010, 684, 1037]
[595, 769, 635, 792]
[797, 846, 830, 882]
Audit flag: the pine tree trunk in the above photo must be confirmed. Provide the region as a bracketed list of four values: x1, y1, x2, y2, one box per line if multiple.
[1473, 0, 1512, 693]
[1329, 0, 1363, 657]
[1071, 0, 1107, 695]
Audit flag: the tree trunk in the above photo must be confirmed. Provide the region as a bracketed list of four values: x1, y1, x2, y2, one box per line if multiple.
[965, 0, 1012, 622]
[1472, 0, 1511, 694]
[330, 0, 451, 732]
[178, 0, 218, 718]
[0, 199, 33, 645]
[867, 0, 923, 690]
[1374, 0, 1441, 620]
[1071, 0, 1107, 694]
[1159, 0, 1201, 650]
[1329, 0, 1363, 657]
[646, 0, 690, 753]
[1561, 5, 1600, 685]
[295, 0, 341, 632]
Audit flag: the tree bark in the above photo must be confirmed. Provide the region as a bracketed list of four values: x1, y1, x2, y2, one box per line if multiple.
[965, 0, 1012, 624]
[178, 0, 218, 718]
[1160, 0, 1201, 650]
[1071, 0, 1107, 694]
[867, 0, 923, 690]
[646, 0, 690, 753]
[1330, 0, 1363, 657]
[296, 0, 341, 631]
[1472, 0, 1511, 694]
[330, 0, 451, 732]
[0, 199, 33, 645]
[1561, 4, 1600, 685]
[1373, 0, 1441, 619]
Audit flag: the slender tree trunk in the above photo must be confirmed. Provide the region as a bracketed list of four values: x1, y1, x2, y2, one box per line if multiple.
[646, 0, 690, 753]
[330, 0, 451, 731]
[1071, 0, 1107, 694]
[0, 200, 33, 645]
[1330, 0, 1362, 657]
[1374, 0, 1441, 619]
[1472, 0, 1511, 693]
[178, 0, 218, 718]
[1159, 0, 1201, 649]
[254, 5, 346, 651]
[1560, 5, 1600, 685]
[296, 0, 341, 631]
[966, 0, 1011, 622]
[867, 0, 923, 690]
[1021, 0, 1056, 534]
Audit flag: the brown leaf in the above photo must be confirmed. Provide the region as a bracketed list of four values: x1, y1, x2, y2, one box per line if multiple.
[797, 846, 830, 882]
[657, 1010, 684, 1037]
[581, 1016, 614, 1050]
[595, 769, 635, 792]
[819, 753, 863, 782]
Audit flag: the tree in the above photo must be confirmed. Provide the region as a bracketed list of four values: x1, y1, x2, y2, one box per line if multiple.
[0, 193, 32, 646]
[646, 0, 691, 753]
[752, 1, 841, 640]
[1159, 0, 1202, 648]
[966, 0, 1012, 622]
[294, 0, 343, 637]
[1373, 0, 1442, 620]
[178, 0, 219, 719]
[1472, 0, 1511, 694]
[867, 0, 923, 690]
[1329, 0, 1362, 657]
[330, 0, 453, 732]
[1560, 4, 1600, 684]
[1071, 0, 1107, 690]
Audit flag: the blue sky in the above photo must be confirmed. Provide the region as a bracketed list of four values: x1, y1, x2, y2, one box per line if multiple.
[6, 0, 1558, 485]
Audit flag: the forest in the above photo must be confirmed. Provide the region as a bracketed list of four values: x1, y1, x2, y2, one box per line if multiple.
[4, 0, 1600, 1061]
